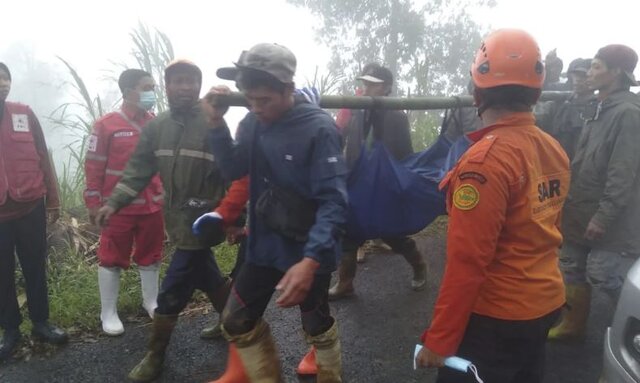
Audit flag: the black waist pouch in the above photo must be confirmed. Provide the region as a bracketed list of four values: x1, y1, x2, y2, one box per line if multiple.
[255, 183, 317, 242]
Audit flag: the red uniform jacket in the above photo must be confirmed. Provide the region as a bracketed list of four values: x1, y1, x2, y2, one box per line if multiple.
[0, 102, 60, 220]
[84, 108, 163, 215]
[215, 176, 249, 226]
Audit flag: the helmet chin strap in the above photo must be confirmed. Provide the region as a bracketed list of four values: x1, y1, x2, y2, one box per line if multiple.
[476, 102, 489, 118]
[472, 89, 488, 117]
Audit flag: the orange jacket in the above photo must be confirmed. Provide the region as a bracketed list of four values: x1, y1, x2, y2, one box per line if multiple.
[215, 176, 249, 226]
[84, 108, 163, 215]
[422, 112, 569, 356]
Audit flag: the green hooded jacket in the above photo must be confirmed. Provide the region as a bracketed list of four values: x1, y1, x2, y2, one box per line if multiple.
[562, 90, 640, 254]
[107, 104, 226, 250]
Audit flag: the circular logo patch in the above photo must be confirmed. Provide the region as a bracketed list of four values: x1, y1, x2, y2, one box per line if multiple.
[453, 184, 480, 210]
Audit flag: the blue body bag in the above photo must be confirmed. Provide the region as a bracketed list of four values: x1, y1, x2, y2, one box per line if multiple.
[345, 134, 470, 240]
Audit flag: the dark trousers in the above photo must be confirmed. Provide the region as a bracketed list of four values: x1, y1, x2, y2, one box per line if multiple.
[437, 310, 561, 383]
[0, 201, 49, 330]
[229, 237, 247, 280]
[156, 248, 226, 315]
[223, 262, 334, 337]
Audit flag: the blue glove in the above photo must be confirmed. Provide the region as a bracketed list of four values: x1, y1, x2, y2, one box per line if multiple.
[295, 87, 321, 106]
[192, 212, 223, 235]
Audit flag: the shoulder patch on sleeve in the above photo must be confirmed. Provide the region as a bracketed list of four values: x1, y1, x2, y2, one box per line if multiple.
[458, 171, 487, 184]
[453, 184, 480, 211]
[467, 134, 498, 164]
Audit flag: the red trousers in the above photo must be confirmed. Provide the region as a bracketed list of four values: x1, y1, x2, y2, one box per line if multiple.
[98, 210, 164, 268]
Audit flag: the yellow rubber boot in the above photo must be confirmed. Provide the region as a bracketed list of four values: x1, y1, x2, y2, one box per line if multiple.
[328, 252, 357, 301]
[226, 319, 282, 383]
[548, 284, 591, 341]
[209, 343, 249, 383]
[306, 322, 342, 383]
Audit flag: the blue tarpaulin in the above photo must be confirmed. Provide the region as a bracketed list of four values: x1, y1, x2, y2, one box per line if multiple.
[346, 134, 470, 239]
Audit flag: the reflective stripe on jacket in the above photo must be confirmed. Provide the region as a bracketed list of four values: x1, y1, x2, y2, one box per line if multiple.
[107, 104, 227, 250]
[84, 109, 163, 215]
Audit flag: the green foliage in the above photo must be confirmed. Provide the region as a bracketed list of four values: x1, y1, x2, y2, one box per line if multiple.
[304, 66, 346, 95]
[409, 111, 442, 151]
[288, 0, 494, 96]
[16, 242, 239, 334]
[214, 242, 240, 275]
[44, 248, 141, 332]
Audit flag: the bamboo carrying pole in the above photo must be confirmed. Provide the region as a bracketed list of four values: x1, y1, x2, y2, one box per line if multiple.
[216, 91, 572, 110]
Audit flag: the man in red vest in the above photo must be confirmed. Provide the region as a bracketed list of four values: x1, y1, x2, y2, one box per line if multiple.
[0, 62, 68, 361]
[84, 69, 165, 336]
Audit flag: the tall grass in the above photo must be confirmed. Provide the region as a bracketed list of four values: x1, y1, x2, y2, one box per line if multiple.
[13, 242, 240, 336]
[128, 21, 174, 113]
[48, 57, 104, 213]
[9, 24, 222, 338]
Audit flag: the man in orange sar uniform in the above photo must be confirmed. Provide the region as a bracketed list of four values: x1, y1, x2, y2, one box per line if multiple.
[415, 29, 570, 383]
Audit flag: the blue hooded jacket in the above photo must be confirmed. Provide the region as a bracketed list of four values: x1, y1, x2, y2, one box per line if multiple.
[208, 100, 348, 274]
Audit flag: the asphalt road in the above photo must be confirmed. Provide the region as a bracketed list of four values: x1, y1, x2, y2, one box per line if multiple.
[0, 232, 609, 383]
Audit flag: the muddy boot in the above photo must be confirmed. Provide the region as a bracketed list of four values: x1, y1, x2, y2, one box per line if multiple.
[400, 243, 427, 291]
[296, 346, 317, 375]
[356, 246, 367, 263]
[411, 263, 428, 291]
[225, 319, 282, 383]
[201, 322, 222, 340]
[201, 279, 231, 340]
[548, 284, 591, 341]
[328, 251, 357, 301]
[306, 321, 342, 383]
[209, 343, 249, 383]
[128, 313, 178, 382]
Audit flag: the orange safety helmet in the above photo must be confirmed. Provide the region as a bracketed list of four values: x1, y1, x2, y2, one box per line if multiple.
[471, 29, 545, 89]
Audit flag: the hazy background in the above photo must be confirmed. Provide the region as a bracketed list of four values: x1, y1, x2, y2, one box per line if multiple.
[1, 0, 638, 175]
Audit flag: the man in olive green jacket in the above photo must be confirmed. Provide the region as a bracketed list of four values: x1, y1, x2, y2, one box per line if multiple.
[95, 60, 230, 382]
[550, 45, 640, 341]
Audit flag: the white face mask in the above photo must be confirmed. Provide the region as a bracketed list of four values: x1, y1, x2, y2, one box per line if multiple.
[138, 91, 156, 111]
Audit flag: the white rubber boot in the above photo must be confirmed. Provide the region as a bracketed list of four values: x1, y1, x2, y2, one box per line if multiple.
[139, 262, 160, 319]
[98, 266, 124, 336]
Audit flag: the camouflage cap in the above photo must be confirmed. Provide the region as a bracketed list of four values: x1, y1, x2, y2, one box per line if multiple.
[217, 43, 296, 84]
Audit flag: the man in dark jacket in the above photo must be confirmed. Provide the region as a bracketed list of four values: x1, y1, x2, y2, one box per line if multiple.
[0, 62, 68, 361]
[549, 45, 640, 341]
[535, 58, 595, 160]
[330, 63, 427, 300]
[203, 43, 347, 382]
[95, 60, 231, 382]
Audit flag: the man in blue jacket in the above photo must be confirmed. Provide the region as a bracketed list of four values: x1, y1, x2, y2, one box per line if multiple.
[202, 43, 347, 383]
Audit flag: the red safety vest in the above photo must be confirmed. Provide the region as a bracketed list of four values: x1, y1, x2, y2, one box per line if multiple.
[0, 102, 47, 205]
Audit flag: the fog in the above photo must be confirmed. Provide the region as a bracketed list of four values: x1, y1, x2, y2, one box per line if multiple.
[1, 0, 638, 169]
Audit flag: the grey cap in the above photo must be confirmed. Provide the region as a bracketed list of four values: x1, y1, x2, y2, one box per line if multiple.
[217, 43, 296, 83]
[567, 58, 592, 74]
